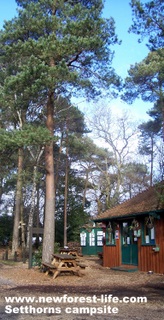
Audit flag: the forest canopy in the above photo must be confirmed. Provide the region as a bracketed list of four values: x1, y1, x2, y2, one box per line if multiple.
[0, 0, 163, 262]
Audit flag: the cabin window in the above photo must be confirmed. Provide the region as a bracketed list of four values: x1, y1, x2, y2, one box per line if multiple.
[106, 222, 115, 245]
[80, 232, 86, 246]
[142, 217, 155, 245]
[97, 230, 104, 246]
[122, 222, 130, 244]
[89, 231, 95, 246]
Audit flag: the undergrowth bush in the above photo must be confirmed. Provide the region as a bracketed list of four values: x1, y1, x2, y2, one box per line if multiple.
[32, 242, 60, 267]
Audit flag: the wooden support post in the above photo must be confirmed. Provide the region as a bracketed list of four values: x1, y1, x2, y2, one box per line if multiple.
[22, 247, 26, 263]
[14, 251, 17, 262]
[4, 249, 8, 260]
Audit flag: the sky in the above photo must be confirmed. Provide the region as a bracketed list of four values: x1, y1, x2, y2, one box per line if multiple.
[0, 0, 152, 122]
[104, 0, 149, 78]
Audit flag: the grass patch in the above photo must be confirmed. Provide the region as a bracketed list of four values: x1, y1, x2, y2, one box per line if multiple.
[0, 259, 19, 266]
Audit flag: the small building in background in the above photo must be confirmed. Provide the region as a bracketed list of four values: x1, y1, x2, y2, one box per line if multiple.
[80, 223, 104, 256]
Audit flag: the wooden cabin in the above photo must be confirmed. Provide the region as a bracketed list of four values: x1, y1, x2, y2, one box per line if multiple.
[94, 182, 164, 274]
[80, 224, 103, 256]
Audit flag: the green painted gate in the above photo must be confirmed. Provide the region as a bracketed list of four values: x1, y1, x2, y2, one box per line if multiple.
[121, 221, 138, 265]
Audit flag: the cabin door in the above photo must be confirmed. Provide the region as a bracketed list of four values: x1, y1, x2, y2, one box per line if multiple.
[121, 221, 138, 265]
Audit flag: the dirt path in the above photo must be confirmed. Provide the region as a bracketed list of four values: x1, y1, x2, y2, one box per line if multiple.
[0, 257, 163, 319]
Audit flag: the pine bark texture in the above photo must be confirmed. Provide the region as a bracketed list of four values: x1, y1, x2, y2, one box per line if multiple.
[42, 93, 55, 263]
[12, 148, 24, 255]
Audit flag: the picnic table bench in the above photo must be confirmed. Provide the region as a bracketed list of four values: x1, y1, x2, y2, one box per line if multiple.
[59, 248, 80, 257]
[42, 253, 83, 279]
[42, 262, 57, 275]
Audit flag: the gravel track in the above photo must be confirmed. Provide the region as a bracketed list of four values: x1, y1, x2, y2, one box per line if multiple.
[0, 258, 163, 319]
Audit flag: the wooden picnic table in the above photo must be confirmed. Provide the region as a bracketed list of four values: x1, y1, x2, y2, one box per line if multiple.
[42, 253, 82, 279]
[59, 248, 79, 257]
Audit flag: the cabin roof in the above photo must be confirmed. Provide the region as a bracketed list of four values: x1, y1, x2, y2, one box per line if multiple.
[94, 181, 164, 221]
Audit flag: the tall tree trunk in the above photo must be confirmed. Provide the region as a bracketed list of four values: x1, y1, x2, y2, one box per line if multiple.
[42, 92, 55, 263]
[20, 200, 26, 256]
[12, 147, 24, 255]
[54, 133, 63, 220]
[83, 169, 89, 209]
[150, 135, 154, 187]
[64, 146, 69, 247]
[26, 147, 44, 249]
[26, 165, 37, 249]
[105, 157, 111, 209]
[34, 182, 41, 248]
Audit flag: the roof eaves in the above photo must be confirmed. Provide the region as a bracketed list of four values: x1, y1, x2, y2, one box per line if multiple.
[93, 209, 163, 222]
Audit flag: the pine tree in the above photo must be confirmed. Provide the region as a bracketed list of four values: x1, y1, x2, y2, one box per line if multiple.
[130, 0, 164, 50]
[0, 0, 120, 262]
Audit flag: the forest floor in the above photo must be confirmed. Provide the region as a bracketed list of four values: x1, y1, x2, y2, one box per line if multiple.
[0, 253, 164, 320]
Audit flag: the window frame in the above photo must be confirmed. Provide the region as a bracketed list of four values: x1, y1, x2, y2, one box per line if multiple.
[96, 230, 104, 247]
[105, 222, 116, 246]
[141, 218, 156, 246]
[80, 232, 87, 247]
[89, 231, 95, 247]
